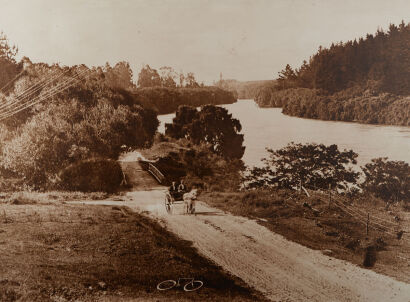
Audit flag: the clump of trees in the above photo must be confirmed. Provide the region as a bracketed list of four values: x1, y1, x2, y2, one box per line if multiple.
[137, 64, 202, 88]
[361, 158, 409, 203]
[254, 22, 410, 126]
[245, 142, 409, 206]
[1, 100, 158, 186]
[165, 105, 245, 160]
[276, 21, 410, 95]
[245, 143, 360, 190]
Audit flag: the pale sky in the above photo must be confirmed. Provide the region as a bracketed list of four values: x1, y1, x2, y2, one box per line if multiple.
[0, 0, 408, 84]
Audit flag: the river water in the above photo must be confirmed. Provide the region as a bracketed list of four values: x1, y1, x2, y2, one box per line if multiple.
[158, 99, 410, 168]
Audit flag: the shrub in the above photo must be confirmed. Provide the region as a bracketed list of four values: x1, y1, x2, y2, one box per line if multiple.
[58, 158, 123, 193]
[361, 158, 410, 204]
[1, 100, 158, 186]
[363, 245, 377, 267]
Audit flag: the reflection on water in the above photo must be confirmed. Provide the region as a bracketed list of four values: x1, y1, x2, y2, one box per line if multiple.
[158, 99, 410, 167]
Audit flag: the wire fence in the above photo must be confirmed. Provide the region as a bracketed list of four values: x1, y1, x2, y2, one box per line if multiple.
[0, 67, 90, 121]
[308, 190, 405, 239]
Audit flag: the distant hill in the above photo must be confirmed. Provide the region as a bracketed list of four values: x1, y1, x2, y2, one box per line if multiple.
[215, 79, 275, 99]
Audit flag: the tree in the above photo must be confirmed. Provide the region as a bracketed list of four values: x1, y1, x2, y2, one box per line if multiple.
[246, 142, 359, 190]
[361, 158, 409, 203]
[165, 105, 245, 159]
[185, 72, 199, 88]
[277, 64, 296, 89]
[137, 64, 161, 87]
[159, 66, 177, 87]
[104, 61, 135, 90]
[0, 32, 21, 91]
[178, 71, 185, 87]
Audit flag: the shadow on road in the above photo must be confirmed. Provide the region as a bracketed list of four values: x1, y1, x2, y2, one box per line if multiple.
[194, 211, 224, 216]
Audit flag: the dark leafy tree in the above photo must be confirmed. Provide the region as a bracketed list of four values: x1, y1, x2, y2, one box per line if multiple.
[104, 61, 135, 90]
[165, 105, 245, 159]
[0, 32, 22, 92]
[275, 21, 410, 95]
[277, 64, 296, 89]
[361, 158, 410, 203]
[246, 142, 359, 190]
[137, 64, 161, 87]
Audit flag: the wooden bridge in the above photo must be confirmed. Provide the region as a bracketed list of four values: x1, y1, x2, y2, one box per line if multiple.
[147, 162, 165, 184]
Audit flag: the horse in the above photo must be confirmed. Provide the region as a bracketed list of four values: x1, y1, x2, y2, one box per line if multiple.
[183, 189, 198, 214]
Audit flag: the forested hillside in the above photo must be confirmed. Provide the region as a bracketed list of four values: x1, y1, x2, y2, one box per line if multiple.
[255, 21, 410, 126]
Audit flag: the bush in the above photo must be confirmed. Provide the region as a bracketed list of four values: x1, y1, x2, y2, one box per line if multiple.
[1, 100, 158, 186]
[58, 158, 123, 193]
[363, 245, 377, 267]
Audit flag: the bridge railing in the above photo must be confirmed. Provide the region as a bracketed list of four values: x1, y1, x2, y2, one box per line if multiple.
[148, 163, 165, 184]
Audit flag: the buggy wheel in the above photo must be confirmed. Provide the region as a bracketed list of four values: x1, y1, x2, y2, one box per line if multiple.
[165, 195, 172, 214]
[184, 280, 203, 291]
[157, 280, 176, 291]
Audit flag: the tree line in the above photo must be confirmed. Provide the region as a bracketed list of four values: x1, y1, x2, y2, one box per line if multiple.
[137, 64, 203, 88]
[254, 21, 410, 126]
[276, 21, 409, 95]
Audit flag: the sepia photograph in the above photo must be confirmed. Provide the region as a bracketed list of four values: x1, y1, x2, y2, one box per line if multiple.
[0, 0, 409, 301]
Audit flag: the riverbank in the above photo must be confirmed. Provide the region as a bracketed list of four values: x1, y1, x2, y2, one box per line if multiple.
[254, 87, 410, 126]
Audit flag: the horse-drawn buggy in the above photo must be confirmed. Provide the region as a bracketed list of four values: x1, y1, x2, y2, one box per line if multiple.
[165, 188, 197, 214]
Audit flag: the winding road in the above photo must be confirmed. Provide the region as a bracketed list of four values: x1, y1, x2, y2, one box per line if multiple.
[78, 156, 410, 301]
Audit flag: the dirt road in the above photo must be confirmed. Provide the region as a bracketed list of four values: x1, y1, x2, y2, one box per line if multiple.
[80, 188, 410, 302]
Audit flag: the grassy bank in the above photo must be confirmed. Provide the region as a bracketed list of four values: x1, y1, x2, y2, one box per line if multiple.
[201, 189, 409, 283]
[0, 194, 263, 302]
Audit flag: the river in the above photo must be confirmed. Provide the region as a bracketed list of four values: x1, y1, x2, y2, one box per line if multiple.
[158, 99, 410, 168]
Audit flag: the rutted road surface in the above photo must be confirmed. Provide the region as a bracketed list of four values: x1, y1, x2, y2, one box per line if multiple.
[79, 189, 410, 302]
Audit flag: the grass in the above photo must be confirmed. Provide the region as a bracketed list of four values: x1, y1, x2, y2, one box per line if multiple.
[0, 191, 111, 205]
[138, 141, 190, 161]
[0, 197, 263, 301]
[201, 189, 410, 283]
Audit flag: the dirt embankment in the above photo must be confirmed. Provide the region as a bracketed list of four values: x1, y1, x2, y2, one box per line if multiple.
[0, 196, 260, 302]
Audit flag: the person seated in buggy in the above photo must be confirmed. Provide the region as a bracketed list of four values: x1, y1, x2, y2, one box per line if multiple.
[168, 181, 178, 199]
[178, 179, 187, 194]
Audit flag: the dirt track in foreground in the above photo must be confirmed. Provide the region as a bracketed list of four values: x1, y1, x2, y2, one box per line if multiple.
[79, 189, 410, 302]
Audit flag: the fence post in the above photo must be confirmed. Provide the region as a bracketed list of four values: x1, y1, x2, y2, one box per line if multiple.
[366, 213, 370, 236]
[328, 184, 332, 209]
